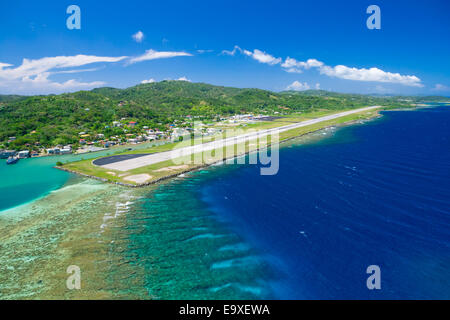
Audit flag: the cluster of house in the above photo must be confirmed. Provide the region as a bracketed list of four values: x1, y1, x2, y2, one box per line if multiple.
[108, 115, 268, 144]
[90, 128, 167, 146]
[2, 113, 273, 159]
[77, 120, 169, 146]
[46, 145, 73, 155]
[80, 121, 221, 146]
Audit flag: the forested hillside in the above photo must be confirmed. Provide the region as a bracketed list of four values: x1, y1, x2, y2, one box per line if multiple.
[0, 80, 446, 150]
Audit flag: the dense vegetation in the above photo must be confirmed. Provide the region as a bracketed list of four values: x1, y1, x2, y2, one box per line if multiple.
[0, 80, 447, 150]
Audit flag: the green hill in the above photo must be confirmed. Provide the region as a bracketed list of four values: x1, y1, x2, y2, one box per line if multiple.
[0, 80, 446, 150]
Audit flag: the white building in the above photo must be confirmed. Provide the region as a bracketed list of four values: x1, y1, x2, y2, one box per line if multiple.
[46, 148, 60, 154]
[17, 150, 30, 158]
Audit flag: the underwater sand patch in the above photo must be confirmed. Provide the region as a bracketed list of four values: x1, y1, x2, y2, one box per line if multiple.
[123, 174, 153, 184]
[153, 165, 189, 172]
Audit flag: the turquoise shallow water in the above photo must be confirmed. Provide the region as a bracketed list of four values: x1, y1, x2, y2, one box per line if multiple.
[0, 156, 70, 212]
[119, 170, 276, 299]
[0, 140, 167, 212]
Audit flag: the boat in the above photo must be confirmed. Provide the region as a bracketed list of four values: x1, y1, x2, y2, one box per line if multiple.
[6, 156, 19, 165]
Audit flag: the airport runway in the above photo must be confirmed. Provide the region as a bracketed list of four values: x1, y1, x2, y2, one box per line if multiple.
[99, 106, 380, 172]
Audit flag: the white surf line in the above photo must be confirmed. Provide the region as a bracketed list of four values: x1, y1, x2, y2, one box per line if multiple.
[99, 201, 133, 233]
[101, 106, 381, 172]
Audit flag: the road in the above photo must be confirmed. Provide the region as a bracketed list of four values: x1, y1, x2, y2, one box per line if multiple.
[100, 106, 381, 172]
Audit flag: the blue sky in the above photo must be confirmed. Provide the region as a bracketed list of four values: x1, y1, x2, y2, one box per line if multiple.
[0, 0, 449, 95]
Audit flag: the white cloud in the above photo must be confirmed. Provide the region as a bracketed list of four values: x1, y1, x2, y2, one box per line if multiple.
[0, 72, 105, 94]
[141, 78, 156, 84]
[281, 57, 422, 87]
[319, 65, 423, 87]
[432, 83, 450, 91]
[244, 49, 281, 65]
[132, 31, 144, 43]
[128, 49, 192, 64]
[0, 55, 126, 81]
[281, 57, 324, 73]
[315, 83, 321, 90]
[0, 63, 13, 69]
[221, 45, 243, 56]
[222, 46, 281, 66]
[225, 46, 423, 87]
[286, 81, 311, 91]
[0, 54, 126, 94]
[21, 73, 105, 88]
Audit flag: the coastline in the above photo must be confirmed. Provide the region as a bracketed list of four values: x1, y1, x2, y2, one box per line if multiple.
[197, 104, 450, 299]
[56, 108, 382, 188]
[1, 109, 378, 299]
[2, 105, 447, 299]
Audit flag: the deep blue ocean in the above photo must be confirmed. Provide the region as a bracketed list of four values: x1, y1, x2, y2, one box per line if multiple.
[198, 106, 450, 299]
[4, 105, 449, 299]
